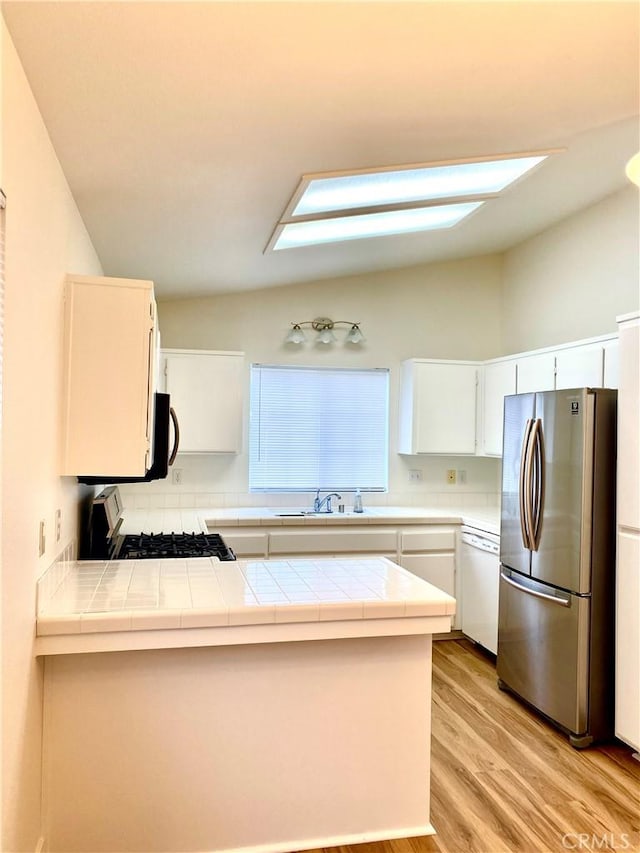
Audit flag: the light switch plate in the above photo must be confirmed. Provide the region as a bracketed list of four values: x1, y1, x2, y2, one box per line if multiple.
[39, 520, 46, 556]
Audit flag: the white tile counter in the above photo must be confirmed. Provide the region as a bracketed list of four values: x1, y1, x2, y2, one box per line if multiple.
[36, 556, 455, 655]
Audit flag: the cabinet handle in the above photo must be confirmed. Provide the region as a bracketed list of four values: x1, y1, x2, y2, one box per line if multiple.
[168, 407, 180, 466]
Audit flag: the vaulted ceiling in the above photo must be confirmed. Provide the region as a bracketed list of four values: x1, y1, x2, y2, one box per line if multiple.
[3, 1, 639, 298]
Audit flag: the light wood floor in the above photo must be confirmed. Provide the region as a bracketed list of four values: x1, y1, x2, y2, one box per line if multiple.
[302, 639, 640, 853]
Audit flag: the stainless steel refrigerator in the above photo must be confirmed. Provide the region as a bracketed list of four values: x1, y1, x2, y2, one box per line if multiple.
[497, 388, 617, 748]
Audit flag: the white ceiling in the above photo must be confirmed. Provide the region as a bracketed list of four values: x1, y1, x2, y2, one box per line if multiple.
[3, 1, 639, 299]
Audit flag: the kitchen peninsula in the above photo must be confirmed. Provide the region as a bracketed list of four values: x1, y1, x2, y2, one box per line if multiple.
[37, 555, 455, 853]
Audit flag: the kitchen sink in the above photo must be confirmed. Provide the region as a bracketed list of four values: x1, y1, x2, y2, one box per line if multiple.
[272, 510, 367, 517]
[274, 511, 320, 517]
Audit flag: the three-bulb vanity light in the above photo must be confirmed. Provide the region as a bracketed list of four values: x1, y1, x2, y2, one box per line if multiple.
[285, 317, 365, 346]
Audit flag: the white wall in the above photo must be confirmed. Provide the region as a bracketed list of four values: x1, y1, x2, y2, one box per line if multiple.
[502, 186, 639, 353]
[122, 255, 504, 509]
[1, 21, 102, 851]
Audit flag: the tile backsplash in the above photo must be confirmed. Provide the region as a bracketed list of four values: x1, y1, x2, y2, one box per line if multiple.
[119, 489, 499, 511]
[36, 540, 77, 613]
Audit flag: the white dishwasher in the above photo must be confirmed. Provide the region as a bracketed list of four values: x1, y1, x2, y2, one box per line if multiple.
[460, 525, 500, 655]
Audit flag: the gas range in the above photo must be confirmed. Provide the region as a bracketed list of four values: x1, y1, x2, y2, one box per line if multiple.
[82, 486, 236, 562]
[115, 531, 236, 561]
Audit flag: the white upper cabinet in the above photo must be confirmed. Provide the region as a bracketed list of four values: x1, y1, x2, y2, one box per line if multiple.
[477, 334, 617, 457]
[603, 339, 619, 389]
[162, 349, 244, 453]
[62, 274, 157, 477]
[398, 360, 478, 455]
[481, 360, 517, 456]
[515, 352, 556, 393]
[555, 344, 604, 390]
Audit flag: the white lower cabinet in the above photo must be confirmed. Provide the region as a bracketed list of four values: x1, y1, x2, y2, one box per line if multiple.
[222, 523, 460, 631]
[220, 530, 269, 558]
[269, 528, 398, 556]
[398, 554, 455, 597]
[398, 526, 458, 627]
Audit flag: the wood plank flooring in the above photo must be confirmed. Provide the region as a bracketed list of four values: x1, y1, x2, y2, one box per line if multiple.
[302, 639, 640, 853]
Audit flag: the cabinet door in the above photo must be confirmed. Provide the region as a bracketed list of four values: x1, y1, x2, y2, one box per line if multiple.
[482, 361, 517, 456]
[414, 362, 477, 454]
[603, 339, 619, 389]
[269, 528, 398, 555]
[164, 351, 244, 453]
[62, 275, 156, 476]
[555, 345, 603, 390]
[399, 553, 455, 597]
[615, 529, 640, 750]
[516, 352, 555, 393]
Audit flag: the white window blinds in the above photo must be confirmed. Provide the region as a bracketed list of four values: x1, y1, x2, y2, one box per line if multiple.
[249, 364, 389, 492]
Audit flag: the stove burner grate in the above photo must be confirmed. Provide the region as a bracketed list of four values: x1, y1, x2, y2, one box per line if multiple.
[117, 531, 236, 561]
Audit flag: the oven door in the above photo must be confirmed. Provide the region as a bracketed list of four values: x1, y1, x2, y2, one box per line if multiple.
[77, 393, 179, 484]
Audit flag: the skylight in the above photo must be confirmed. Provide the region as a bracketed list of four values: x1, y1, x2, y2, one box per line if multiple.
[274, 202, 484, 250]
[292, 155, 548, 216]
[267, 151, 556, 252]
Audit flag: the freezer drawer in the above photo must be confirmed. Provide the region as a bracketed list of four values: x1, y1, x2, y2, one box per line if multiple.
[497, 568, 590, 736]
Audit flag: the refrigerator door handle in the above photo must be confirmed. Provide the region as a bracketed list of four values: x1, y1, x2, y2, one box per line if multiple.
[531, 418, 545, 551]
[519, 418, 535, 549]
[500, 571, 571, 607]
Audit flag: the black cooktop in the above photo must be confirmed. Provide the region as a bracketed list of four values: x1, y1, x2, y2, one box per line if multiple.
[115, 532, 236, 561]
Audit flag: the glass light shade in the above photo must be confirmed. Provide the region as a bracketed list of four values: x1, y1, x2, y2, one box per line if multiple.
[626, 152, 640, 187]
[316, 327, 337, 344]
[292, 155, 548, 216]
[274, 201, 483, 249]
[346, 325, 364, 344]
[285, 325, 306, 344]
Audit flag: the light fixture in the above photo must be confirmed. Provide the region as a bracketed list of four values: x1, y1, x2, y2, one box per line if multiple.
[625, 152, 640, 187]
[266, 149, 561, 251]
[285, 317, 365, 346]
[274, 202, 483, 250]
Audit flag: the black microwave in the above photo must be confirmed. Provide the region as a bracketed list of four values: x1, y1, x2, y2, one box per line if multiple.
[77, 393, 179, 485]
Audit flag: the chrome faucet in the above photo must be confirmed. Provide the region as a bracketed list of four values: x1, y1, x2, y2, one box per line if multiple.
[313, 490, 342, 513]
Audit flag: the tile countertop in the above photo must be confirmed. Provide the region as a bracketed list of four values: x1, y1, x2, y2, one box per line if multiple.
[119, 505, 500, 537]
[36, 556, 456, 656]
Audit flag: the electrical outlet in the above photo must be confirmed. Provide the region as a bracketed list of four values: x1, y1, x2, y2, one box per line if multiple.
[446, 469, 457, 484]
[55, 509, 62, 542]
[458, 470, 467, 484]
[409, 469, 423, 483]
[172, 468, 183, 485]
[38, 520, 46, 556]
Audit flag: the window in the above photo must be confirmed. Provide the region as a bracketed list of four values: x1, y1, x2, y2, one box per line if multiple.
[249, 364, 389, 492]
